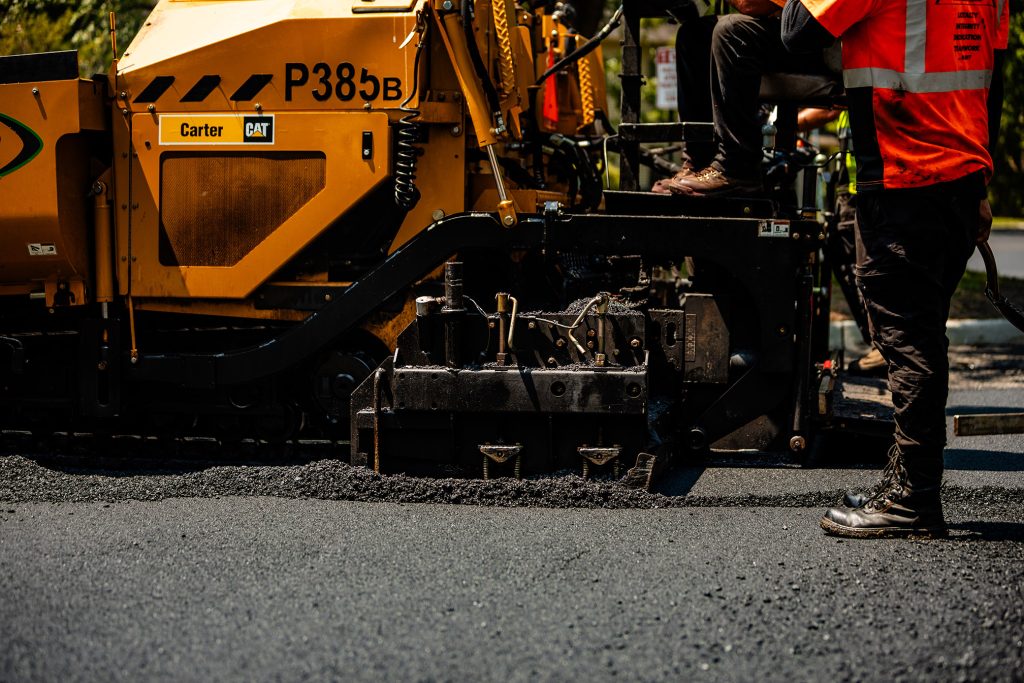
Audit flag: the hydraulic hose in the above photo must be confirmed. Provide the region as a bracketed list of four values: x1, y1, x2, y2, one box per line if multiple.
[536, 4, 623, 87]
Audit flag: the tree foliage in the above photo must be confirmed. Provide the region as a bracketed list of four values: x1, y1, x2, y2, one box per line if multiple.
[0, 0, 155, 77]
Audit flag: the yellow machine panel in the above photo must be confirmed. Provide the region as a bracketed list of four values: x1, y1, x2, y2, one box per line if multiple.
[0, 66, 106, 302]
[127, 111, 392, 298]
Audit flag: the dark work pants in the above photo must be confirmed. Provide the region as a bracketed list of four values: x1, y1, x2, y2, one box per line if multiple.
[675, 15, 718, 170]
[708, 14, 827, 179]
[855, 175, 982, 487]
[830, 193, 871, 344]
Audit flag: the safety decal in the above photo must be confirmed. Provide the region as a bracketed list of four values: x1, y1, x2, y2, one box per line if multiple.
[758, 220, 791, 238]
[27, 243, 57, 256]
[180, 75, 222, 103]
[133, 76, 176, 103]
[159, 114, 274, 145]
[0, 113, 43, 178]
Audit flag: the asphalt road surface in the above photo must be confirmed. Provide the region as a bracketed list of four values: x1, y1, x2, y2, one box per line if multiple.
[968, 229, 1024, 279]
[2, 359, 1023, 682]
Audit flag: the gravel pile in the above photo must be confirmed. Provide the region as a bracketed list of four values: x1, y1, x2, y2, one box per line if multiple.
[2, 455, 1021, 516]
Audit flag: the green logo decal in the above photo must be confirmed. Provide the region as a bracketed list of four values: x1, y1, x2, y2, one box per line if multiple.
[0, 113, 44, 177]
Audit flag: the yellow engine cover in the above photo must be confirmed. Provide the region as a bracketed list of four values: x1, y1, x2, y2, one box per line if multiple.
[113, 0, 464, 300]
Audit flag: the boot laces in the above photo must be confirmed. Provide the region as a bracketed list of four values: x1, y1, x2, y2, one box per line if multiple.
[865, 444, 908, 511]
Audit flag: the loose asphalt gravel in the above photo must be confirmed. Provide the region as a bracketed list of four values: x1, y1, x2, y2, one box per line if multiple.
[1, 350, 1022, 682]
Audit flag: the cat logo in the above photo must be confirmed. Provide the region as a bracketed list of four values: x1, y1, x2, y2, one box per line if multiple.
[243, 116, 274, 143]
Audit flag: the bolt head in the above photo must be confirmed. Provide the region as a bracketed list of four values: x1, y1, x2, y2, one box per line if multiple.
[450, 125, 462, 136]
[31, 87, 39, 95]
[147, 104, 155, 112]
[502, 215, 515, 226]
[442, 0, 453, 8]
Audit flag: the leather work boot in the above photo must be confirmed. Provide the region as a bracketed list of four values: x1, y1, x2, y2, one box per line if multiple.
[848, 347, 887, 377]
[661, 166, 762, 197]
[843, 443, 902, 508]
[651, 166, 697, 194]
[821, 485, 948, 538]
[821, 453, 948, 538]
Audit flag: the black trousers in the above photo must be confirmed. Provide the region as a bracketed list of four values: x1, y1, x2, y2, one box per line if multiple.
[675, 15, 718, 170]
[855, 174, 983, 486]
[706, 14, 827, 178]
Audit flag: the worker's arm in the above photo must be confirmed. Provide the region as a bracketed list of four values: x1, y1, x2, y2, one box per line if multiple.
[797, 107, 840, 132]
[728, 0, 785, 18]
[781, 0, 836, 52]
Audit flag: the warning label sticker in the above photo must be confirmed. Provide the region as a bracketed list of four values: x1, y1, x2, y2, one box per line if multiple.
[159, 114, 274, 145]
[27, 243, 57, 256]
[758, 220, 791, 238]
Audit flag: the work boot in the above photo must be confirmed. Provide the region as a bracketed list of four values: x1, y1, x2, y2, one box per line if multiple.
[843, 442, 902, 508]
[663, 166, 762, 197]
[848, 347, 887, 377]
[821, 454, 948, 539]
[651, 166, 697, 194]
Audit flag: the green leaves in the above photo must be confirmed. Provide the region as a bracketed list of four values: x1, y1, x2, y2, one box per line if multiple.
[0, 0, 154, 77]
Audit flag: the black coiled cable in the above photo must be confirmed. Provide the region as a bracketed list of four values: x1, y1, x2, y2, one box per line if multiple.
[394, 18, 429, 211]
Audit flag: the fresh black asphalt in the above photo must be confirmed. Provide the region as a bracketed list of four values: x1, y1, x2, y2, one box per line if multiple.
[1, 379, 1022, 682]
[2, 498, 1022, 682]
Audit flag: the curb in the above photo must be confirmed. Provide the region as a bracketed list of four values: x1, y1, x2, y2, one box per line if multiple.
[829, 318, 1024, 355]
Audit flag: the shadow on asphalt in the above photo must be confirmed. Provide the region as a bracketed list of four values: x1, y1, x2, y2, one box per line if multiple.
[945, 448, 1024, 472]
[651, 467, 704, 497]
[949, 520, 1024, 542]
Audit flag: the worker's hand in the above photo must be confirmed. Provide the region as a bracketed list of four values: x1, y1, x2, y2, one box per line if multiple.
[978, 198, 993, 245]
[728, 0, 785, 17]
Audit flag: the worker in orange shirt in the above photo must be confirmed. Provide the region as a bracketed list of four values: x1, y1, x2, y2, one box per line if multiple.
[782, 0, 1009, 538]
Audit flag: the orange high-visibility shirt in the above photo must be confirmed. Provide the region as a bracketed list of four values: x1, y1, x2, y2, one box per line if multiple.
[800, 0, 1006, 191]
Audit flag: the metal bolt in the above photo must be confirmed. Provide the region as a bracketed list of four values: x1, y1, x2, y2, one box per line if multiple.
[147, 104, 155, 112]
[31, 87, 39, 96]
[528, 321, 536, 330]
[121, 204, 128, 210]
[121, 108, 129, 115]
[586, 340, 595, 349]
[324, 293, 333, 302]
[255, 102, 262, 111]
[119, 91, 127, 99]
[743, 206, 751, 215]
[547, 356, 557, 366]
[502, 215, 515, 226]
[792, 233, 801, 240]
[555, 338, 566, 348]
[630, 338, 641, 349]
[431, 209, 445, 222]
[97, 361, 108, 371]
[450, 125, 462, 136]
[818, 233, 826, 241]
[789, 435, 807, 452]
[442, 0, 453, 9]
[488, 321, 496, 329]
